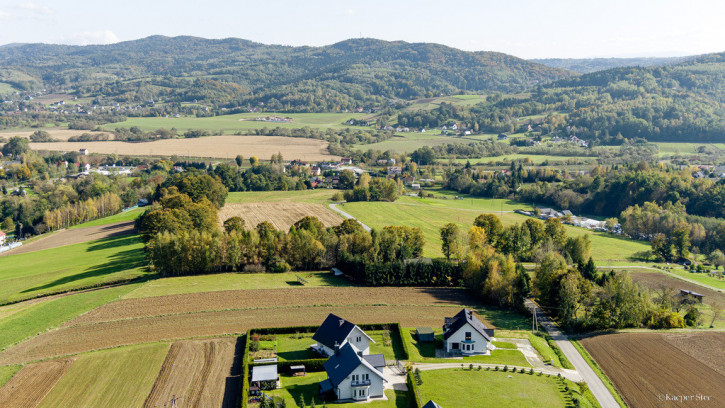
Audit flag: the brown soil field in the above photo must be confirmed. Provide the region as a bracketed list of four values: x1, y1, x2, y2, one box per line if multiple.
[29, 135, 338, 161]
[66, 287, 480, 326]
[581, 332, 725, 408]
[0, 358, 75, 408]
[0, 220, 135, 257]
[661, 332, 725, 376]
[144, 338, 241, 408]
[0, 304, 478, 365]
[218, 202, 342, 231]
[1, 128, 114, 141]
[631, 272, 725, 305]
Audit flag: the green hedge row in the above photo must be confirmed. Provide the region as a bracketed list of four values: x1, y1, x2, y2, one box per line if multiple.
[241, 330, 251, 408]
[394, 323, 412, 361]
[407, 371, 423, 408]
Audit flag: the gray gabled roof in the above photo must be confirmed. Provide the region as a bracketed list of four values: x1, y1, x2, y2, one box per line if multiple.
[323, 344, 385, 388]
[362, 353, 386, 368]
[312, 313, 373, 350]
[423, 401, 442, 408]
[443, 309, 491, 342]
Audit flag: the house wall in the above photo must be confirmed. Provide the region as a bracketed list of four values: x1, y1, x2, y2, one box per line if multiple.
[335, 364, 385, 400]
[444, 323, 488, 354]
[348, 326, 371, 355]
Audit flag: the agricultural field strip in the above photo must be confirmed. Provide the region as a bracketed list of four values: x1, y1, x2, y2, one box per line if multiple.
[0, 305, 481, 365]
[0, 358, 75, 408]
[64, 287, 481, 326]
[218, 202, 342, 230]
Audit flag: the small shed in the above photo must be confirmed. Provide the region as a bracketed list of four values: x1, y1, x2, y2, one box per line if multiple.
[290, 365, 306, 376]
[330, 268, 343, 276]
[680, 289, 704, 303]
[416, 327, 435, 342]
[251, 364, 279, 390]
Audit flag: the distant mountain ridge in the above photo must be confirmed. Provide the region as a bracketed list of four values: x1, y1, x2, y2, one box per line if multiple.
[532, 56, 688, 73]
[0, 36, 574, 109]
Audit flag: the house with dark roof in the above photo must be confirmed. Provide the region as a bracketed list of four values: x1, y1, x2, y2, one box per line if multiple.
[312, 314, 375, 357]
[319, 343, 386, 402]
[423, 401, 442, 408]
[442, 309, 494, 355]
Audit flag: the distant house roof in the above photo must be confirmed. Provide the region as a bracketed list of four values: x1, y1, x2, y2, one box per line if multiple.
[443, 309, 491, 342]
[251, 365, 278, 382]
[0, 231, 5, 237]
[323, 344, 385, 387]
[423, 401, 442, 408]
[680, 289, 704, 298]
[312, 314, 373, 351]
[416, 327, 434, 335]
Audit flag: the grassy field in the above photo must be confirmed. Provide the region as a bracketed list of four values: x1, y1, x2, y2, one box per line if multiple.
[446, 154, 595, 165]
[0, 365, 21, 388]
[262, 372, 411, 407]
[339, 196, 649, 261]
[418, 368, 568, 408]
[0, 284, 140, 351]
[654, 142, 725, 156]
[102, 112, 369, 133]
[663, 268, 725, 290]
[38, 343, 169, 408]
[354, 132, 477, 153]
[124, 271, 350, 298]
[0, 233, 150, 304]
[68, 207, 144, 229]
[226, 189, 335, 205]
[528, 333, 562, 368]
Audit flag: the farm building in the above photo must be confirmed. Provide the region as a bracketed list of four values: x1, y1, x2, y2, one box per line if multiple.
[679, 289, 704, 303]
[442, 309, 495, 356]
[423, 401, 442, 408]
[416, 327, 435, 342]
[319, 343, 387, 402]
[312, 314, 375, 357]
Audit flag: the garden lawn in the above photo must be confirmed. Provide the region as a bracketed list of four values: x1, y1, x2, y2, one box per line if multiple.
[402, 328, 530, 366]
[37, 343, 169, 408]
[418, 368, 568, 408]
[68, 207, 144, 229]
[0, 234, 150, 304]
[124, 271, 350, 299]
[262, 372, 412, 408]
[0, 284, 141, 351]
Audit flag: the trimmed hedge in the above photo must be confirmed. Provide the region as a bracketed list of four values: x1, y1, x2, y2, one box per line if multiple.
[241, 330, 251, 408]
[396, 323, 412, 361]
[407, 371, 423, 408]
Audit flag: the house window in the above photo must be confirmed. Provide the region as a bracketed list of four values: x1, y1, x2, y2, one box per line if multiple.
[352, 374, 359, 382]
[356, 336, 362, 342]
[363, 374, 369, 380]
[465, 332, 472, 341]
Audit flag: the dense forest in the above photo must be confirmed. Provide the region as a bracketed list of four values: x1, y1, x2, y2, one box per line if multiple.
[0, 36, 572, 109]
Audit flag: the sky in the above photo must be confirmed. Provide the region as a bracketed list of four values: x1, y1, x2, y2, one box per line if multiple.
[0, 0, 723, 59]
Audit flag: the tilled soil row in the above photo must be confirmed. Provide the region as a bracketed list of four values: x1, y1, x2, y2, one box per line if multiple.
[0, 358, 76, 408]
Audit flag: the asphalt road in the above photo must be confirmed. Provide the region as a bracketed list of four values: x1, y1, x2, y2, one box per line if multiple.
[525, 299, 620, 408]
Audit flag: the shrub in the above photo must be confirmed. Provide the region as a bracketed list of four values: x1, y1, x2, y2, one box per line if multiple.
[503, 365, 508, 372]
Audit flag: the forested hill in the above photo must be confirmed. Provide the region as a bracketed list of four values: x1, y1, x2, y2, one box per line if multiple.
[0, 36, 573, 109]
[532, 56, 686, 73]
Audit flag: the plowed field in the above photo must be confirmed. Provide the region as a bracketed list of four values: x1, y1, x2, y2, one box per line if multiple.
[218, 202, 342, 231]
[67, 287, 478, 326]
[0, 358, 75, 408]
[143, 338, 241, 408]
[581, 332, 725, 408]
[0, 304, 478, 365]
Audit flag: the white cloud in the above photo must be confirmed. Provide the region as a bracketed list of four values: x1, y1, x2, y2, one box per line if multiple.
[64, 30, 120, 46]
[0, 11, 11, 20]
[19, 2, 55, 15]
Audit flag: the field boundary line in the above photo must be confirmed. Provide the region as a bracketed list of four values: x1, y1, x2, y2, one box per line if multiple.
[329, 203, 372, 231]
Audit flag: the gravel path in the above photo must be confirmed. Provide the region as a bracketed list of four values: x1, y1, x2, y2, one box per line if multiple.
[328, 203, 372, 232]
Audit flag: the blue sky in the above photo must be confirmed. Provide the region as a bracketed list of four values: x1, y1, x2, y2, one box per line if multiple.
[0, 0, 723, 58]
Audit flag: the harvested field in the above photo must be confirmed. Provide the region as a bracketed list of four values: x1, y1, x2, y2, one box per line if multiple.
[631, 272, 725, 304]
[67, 287, 480, 326]
[218, 202, 342, 231]
[0, 305, 477, 365]
[661, 332, 725, 376]
[0, 358, 75, 408]
[1, 128, 113, 141]
[581, 332, 725, 408]
[29, 135, 338, 161]
[144, 338, 241, 408]
[0, 220, 135, 256]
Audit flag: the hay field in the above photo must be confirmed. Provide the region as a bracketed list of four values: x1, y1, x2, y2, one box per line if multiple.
[143, 338, 240, 408]
[0, 358, 75, 408]
[37, 344, 169, 408]
[29, 135, 338, 161]
[218, 202, 342, 230]
[581, 333, 725, 408]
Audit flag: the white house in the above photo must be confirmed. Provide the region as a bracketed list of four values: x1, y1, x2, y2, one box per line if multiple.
[319, 343, 387, 402]
[79, 148, 89, 155]
[442, 309, 494, 355]
[312, 314, 375, 357]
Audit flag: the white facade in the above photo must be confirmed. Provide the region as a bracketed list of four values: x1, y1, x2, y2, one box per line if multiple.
[335, 364, 385, 401]
[317, 326, 372, 356]
[443, 322, 490, 355]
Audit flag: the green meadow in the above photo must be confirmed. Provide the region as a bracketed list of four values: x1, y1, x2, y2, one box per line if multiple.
[0, 234, 150, 304]
[225, 189, 335, 205]
[68, 207, 144, 229]
[101, 112, 370, 133]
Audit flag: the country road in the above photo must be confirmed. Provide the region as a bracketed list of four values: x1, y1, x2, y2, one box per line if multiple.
[328, 203, 372, 232]
[525, 299, 620, 408]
